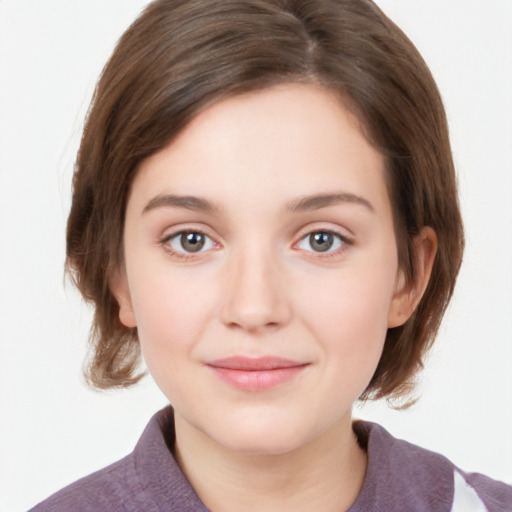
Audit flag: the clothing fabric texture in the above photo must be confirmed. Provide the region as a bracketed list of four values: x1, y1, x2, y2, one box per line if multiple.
[29, 406, 512, 512]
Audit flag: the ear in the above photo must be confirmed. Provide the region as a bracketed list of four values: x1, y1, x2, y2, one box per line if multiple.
[110, 266, 137, 328]
[388, 227, 437, 328]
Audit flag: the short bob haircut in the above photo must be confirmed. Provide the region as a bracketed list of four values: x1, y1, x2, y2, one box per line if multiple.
[66, 0, 464, 403]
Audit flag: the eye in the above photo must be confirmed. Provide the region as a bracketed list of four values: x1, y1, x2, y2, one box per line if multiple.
[297, 231, 346, 253]
[166, 231, 216, 254]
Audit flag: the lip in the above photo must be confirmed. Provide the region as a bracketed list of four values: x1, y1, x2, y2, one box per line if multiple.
[206, 357, 309, 391]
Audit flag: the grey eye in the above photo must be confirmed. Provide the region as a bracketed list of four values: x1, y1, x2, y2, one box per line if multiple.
[298, 231, 344, 253]
[168, 231, 214, 253]
[309, 232, 333, 252]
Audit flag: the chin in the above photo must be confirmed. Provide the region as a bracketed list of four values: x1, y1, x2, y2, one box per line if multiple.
[206, 414, 318, 456]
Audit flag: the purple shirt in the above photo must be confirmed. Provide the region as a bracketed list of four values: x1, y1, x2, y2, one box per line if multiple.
[29, 407, 512, 511]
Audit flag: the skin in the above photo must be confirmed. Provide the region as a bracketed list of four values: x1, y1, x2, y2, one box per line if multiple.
[113, 83, 436, 512]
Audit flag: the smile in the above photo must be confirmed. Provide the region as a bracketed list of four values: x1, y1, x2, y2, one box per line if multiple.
[206, 357, 310, 391]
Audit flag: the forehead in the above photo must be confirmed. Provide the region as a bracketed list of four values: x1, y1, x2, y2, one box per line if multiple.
[131, 83, 390, 217]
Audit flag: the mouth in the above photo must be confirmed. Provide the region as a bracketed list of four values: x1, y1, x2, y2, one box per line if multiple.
[206, 357, 310, 391]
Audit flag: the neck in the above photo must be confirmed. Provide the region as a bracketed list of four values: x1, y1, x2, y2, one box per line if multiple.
[173, 412, 367, 512]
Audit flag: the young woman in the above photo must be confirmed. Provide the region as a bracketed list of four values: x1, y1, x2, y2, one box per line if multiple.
[28, 1, 511, 510]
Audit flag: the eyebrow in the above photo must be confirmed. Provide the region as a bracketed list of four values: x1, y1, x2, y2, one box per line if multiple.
[141, 191, 375, 215]
[142, 194, 220, 214]
[286, 192, 375, 213]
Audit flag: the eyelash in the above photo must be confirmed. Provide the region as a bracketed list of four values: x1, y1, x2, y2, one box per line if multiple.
[295, 230, 352, 259]
[159, 228, 352, 261]
[160, 229, 218, 261]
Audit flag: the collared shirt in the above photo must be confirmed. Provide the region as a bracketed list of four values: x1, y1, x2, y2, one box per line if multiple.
[30, 407, 512, 512]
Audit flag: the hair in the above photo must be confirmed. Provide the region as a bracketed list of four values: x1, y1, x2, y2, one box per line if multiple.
[66, 0, 464, 403]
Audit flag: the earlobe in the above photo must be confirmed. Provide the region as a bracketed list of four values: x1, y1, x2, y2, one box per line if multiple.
[110, 267, 137, 328]
[388, 227, 437, 328]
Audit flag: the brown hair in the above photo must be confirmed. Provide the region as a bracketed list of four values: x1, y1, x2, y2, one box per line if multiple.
[66, 0, 464, 402]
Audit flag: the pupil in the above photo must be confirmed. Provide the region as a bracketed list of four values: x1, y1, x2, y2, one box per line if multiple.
[181, 232, 205, 252]
[310, 232, 333, 252]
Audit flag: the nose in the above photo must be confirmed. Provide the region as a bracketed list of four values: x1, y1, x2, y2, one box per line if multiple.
[220, 244, 291, 332]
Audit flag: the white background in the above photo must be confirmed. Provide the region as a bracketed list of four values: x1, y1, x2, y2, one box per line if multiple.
[0, 1, 511, 510]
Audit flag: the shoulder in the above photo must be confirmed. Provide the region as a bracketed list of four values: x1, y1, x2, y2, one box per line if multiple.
[28, 407, 208, 512]
[457, 469, 512, 512]
[27, 453, 153, 512]
[351, 420, 512, 512]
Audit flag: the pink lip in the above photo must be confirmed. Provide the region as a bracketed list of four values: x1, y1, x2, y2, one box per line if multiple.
[207, 357, 309, 391]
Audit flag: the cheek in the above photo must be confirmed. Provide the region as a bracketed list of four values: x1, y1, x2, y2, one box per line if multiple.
[128, 265, 218, 369]
[130, 271, 220, 408]
[297, 259, 397, 368]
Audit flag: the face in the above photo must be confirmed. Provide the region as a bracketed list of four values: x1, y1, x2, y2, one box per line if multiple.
[115, 84, 413, 456]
